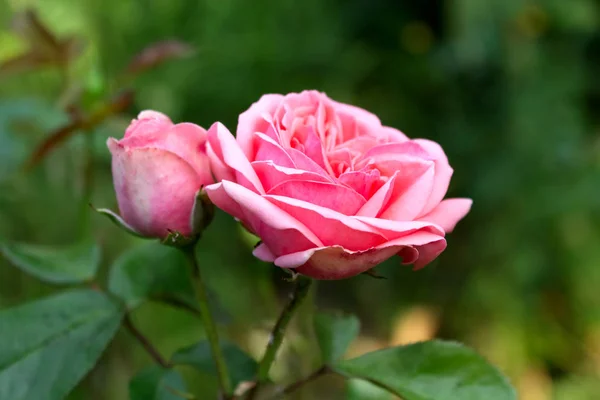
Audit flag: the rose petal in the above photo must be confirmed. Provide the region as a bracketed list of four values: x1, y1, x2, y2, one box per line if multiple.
[381, 126, 409, 142]
[108, 139, 201, 237]
[330, 99, 382, 137]
[252, 161, 330, 192]
[357, 141, 431, 174]
[413, 139, 454, 215]
[302, 126, 330, 172]
[124, 110, 172, 138]
[204, 180, 323, 256]
[354, 216, 445, 239]
[380, 163, 435, 221]
[207, 122, 265, 193]
[121, 117, 212, 185]
[357, 157, 433, 219]
[268, 180, 366, 215]
[137, 110, 171, 122]
[237, 94, 284, 157]
[160, 123, 212, 185]
[266, 195, 388, 251]
[288, 246, 403, 280]
[207, 142, 234, 182]
[338, 136, 381, 155]
[338, 169, 383, 199]
[287, 148, 335, 180]
[254, 132, 295, 168]
[412, 238, 447, 269]
[253, 243, 276, 262]
[418, 198, 472, 232]
[274, 229, 445, 279]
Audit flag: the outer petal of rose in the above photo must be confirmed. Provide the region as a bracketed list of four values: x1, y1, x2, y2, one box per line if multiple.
[413, 139, 454, 215]
[357, 157, 433, 219]
[356, 141, 430, 174]
[207, 122, 265, 193]
[153, 122, 212, 185]
[418, 198, 472, 233]
[204, 180, 323, 256]
[252, 161, 330, 192]
[237, 94, 284, 156]
[207, 141, 235, 182]
[412, 238, 447, 270]
[268, 180, 366, 215]
[253, 243, 276, 262]
[330, 99, 382, 133]
[354, 216, 445, 239]
[380, 164, 435, 221]
[338, 136, 380, 155]
[108, 139, 201, 237]
[254, 132, 295, 168]
[122, 120, 211, 185]
[266, 195, 388, 251]
[287, 148, 334, 180]
[273, 230, 445, 280]
[338, 169, 383, 199]
[124, 110, 172, 138]
[382, 126, 409, 142]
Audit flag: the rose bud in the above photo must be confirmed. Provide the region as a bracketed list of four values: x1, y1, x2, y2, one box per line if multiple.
[107, 110, 213, 239]
[204, 91, 472, 280]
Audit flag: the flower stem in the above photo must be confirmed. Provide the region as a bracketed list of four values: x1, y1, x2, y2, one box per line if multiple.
[182, 245, 232, 396]
[248, 276, 313, 399]
[124, 314, 171, 368]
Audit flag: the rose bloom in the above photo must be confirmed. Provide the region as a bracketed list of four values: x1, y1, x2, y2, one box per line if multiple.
[205, 91, 472, 279]
[107, 111, 212, 238]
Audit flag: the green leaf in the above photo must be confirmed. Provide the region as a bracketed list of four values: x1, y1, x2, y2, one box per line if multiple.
[346, 379, 395, 400]
[171, 341, 257, 388]
[0, 289, 124, 400]
[314, 311, 360, 363]
[0, 239, 100, 284]
[108, 242, 196, 310]
[129, 366, 189, 400]
[333, 340, 517, 400]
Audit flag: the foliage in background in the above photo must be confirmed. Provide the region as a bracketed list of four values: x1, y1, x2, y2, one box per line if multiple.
[0, 0, 599, 398]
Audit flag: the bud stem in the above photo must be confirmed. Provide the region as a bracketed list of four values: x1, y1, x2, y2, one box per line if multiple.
[182, 245, 232, 397]
[247, 276, 313, 399]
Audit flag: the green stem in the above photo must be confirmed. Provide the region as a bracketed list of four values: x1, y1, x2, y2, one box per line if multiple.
[124, 314, 171, 368]
[248, 276, 313, 399]
[182, 245, 232, 396]
[269, 366, 329, 399]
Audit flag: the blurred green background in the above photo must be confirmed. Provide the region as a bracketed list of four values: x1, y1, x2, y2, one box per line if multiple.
[1, 0, 600, 399]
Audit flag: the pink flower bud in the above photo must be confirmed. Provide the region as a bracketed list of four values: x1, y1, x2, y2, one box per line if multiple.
[107, 110, 213, 238]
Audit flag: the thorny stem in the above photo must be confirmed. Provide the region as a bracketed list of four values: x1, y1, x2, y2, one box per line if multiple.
[124, 314, 171, 368]
[183, 245, 233, 397]
[247, 276, 313, 400]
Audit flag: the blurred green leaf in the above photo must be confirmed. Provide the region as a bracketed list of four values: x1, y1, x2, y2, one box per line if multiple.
[171, 341, 257, 389]
[129, 365, 189, 400]
[346, 379, 395, 400]
[108, 242, 195, 310]
[0, 99, 64, 181]
[314, 311, 360, 363]
[0, 238, 100, 284]
[333, 340, 516, 400]
[0, 289, 124, 400]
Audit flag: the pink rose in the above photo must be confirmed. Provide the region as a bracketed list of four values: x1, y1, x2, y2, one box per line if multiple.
[205, 91, 472, 280]
[107, 110, 212, 238]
